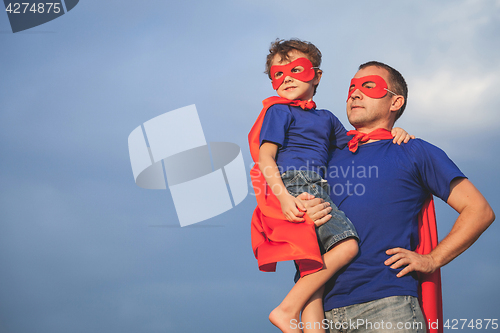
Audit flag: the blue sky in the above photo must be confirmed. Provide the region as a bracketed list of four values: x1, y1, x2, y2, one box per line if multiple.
[1, 1, 499, 332]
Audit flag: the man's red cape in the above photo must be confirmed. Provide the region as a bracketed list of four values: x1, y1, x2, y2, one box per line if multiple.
[417, 196, 444, 333]
[249, 97, 442, 332]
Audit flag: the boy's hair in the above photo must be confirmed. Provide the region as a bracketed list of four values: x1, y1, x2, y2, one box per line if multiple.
[359, 61, 408, 121]
[265, 38, 322, 94]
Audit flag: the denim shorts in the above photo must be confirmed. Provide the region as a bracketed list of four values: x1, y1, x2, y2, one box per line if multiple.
[324, 296, 426, 333]
[281, 170, 359, 254]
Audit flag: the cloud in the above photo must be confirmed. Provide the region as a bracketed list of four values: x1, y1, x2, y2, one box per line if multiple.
[429, 0, 495, 39]
[407, 68, 498, 131]
[385, 0, 500, 140]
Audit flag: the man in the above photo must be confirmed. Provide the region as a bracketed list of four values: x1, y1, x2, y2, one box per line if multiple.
[302, 61, 495, 333]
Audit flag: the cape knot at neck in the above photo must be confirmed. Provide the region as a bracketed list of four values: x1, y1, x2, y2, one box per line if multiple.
[346, 128, 393, 152]
[290, 100, 316, 110]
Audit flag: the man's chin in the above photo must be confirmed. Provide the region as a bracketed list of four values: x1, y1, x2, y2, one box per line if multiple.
[347, 118, 365, 128]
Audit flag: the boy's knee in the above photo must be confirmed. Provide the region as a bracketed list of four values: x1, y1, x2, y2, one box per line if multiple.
[343, 238, 359, 260]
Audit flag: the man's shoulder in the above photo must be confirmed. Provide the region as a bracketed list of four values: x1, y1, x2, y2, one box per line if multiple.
[390, 139, 461, 179]
[396, 138, 449, 158]
[401, 138, 440, 149]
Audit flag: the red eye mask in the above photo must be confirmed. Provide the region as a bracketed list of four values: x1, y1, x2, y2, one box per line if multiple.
[270, 57, 316, 90]
[347, 75, 392, 101]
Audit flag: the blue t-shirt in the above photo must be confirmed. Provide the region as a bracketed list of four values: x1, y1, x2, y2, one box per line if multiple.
[259, 104, 349, 178]
[323, 139, 466, 310]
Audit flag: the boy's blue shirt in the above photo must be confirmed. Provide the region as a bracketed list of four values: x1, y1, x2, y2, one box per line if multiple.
[259, 104, 350, 178]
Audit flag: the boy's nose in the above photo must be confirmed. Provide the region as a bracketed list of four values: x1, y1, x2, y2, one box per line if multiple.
[284, 75, 294, 83]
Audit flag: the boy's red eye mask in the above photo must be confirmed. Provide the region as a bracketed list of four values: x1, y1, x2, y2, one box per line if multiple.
[347, 75, 391, 101]
[270, 57, 316, 90]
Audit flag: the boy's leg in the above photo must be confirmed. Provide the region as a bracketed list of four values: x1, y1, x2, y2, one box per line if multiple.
[301, 286, 326, 333]
[282, 170, 358, 254]
[315, 179, 358, 254]
[272, 171, 358, 333]
[269, 238, 358, 333]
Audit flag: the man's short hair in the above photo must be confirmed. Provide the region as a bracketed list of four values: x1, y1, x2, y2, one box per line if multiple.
[359, 61, 408, 121]
[265, 38, 322, 94]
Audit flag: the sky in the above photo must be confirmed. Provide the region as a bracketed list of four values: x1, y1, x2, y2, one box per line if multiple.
[1, 0, 499, 332]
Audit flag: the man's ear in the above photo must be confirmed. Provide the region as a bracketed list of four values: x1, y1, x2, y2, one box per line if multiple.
[390, 95, 404, 113]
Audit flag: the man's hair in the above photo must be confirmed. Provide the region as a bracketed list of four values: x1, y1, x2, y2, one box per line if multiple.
[359, 61, 408, 121]
[265, 38, 322, 94]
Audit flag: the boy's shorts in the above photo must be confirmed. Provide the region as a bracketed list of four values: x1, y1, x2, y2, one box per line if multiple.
[281, 170, 359, 254]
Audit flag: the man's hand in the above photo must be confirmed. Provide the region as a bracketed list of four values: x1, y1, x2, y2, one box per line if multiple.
[296, 192, 332, 227]
[279, 193, 306, 222]
[386, 178, 495, 278]
[391, 127, 415, 144]
[384, 248, 438, 278]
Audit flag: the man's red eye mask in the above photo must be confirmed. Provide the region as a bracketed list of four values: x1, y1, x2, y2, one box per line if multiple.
[347, 75, 390, 101]
[270, 57, 316, 90]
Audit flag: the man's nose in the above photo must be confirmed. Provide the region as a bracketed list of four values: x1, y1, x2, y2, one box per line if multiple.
[350, 88, 363, 99]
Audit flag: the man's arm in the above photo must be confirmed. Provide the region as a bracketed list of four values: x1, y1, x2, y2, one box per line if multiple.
[385, 177, 495, 277]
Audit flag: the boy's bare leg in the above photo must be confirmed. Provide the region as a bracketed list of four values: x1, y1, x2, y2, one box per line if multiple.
[269, 238, 358, 333]
[302, 286, 326, 333]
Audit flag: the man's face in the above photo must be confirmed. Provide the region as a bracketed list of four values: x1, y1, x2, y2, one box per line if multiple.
[270, 50, 321, 101]
[346, 66, 396, 129]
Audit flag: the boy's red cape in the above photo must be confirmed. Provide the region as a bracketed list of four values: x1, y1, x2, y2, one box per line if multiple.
[249, 97, 442, 333]
[249, 97, 324, 278]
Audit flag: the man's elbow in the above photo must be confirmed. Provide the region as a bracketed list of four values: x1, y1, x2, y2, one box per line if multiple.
[478, 199, 495, 228]
[485, 204, 495, 226]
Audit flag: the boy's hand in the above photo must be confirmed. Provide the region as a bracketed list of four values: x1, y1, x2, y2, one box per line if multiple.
[391, 127, 415, 145]
[279, 193, 306, 222]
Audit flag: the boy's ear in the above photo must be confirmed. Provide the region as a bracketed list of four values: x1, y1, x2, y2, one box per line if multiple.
[313, 69, 323, 85]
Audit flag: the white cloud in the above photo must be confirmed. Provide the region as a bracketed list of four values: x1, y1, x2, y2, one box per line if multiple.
[407, 69, 498, 131]
[429, 0, 495, 41]
[387, 0, 500, 139]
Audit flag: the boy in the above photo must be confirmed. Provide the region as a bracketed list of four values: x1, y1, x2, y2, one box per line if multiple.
[249, 39, 411, 333]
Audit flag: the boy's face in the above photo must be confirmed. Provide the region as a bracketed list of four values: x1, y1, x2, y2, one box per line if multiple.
[270, 50, 321, 101]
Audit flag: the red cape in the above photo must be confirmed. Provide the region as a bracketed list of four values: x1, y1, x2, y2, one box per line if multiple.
[249, 97, 442, 332]
[249, 97, 324, 278]
[416, 196, 444, 333]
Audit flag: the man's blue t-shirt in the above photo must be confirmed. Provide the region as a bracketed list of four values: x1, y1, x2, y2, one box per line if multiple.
[323, 139, 466, 310]
[259, 104, 349, 178]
